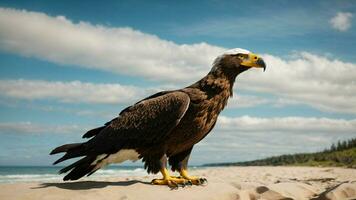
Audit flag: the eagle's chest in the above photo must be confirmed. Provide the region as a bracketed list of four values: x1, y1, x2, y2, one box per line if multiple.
[166, 98, 224, 154]
[187, 103, 219, 134]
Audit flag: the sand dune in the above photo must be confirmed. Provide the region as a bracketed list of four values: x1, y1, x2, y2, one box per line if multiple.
[0, 166, 355, 200]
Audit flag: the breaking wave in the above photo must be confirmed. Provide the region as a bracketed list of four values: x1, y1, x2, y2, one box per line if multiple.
[0, 167, 147, 183]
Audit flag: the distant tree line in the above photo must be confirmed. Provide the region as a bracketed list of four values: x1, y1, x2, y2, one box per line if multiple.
[204, 137, 356, 168]
[326, 138, 356, 152]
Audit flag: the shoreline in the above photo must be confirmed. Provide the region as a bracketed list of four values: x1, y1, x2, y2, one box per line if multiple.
[0, 166, 355, 200]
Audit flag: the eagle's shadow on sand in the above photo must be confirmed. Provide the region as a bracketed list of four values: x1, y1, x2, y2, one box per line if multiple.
[33, 180, 151, 190]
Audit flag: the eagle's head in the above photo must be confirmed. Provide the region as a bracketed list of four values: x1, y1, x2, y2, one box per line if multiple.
[211, 48, 266, 76]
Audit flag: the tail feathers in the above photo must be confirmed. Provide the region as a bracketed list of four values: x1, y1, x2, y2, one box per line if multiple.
[53, 153, 80, 165]
[51, 143, 87, 165]
[82, 126, 105, 138]
[59, 157, 86, 174]
[62, 156, 97, 181]
[50, 143, 82, 155]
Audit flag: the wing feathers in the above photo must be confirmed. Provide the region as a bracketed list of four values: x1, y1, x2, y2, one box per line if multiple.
[86, 91, 190, 153]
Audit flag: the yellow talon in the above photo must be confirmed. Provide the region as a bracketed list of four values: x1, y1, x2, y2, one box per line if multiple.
[179, 169, 208, 185]
[151, 169, 189, 188]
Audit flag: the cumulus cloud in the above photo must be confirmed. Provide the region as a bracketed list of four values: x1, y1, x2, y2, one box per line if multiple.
[195, 115, 356, 163]
[7, 115, 354, 135]
[217, 115, 356, 133]
[330, 12, 353, 31]
[0, 7, 223, 83]
[0, 122, 86, 135]
[239, 52, 356, 114]
[0, 79, 147, 104]
[0, 8, 356, 114]
[0, 79, 269, 110]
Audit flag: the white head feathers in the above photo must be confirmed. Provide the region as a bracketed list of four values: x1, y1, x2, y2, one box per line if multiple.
[222, 48, 251, 55]
[211, 48, 251, 71]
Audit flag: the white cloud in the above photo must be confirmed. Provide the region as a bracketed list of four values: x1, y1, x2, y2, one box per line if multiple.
[330, 12, 353, 31]
[0, 79, 147, 104]
[0, 8, 356, 115]
[0, 79, 269, 110]
[0, 122, 86, 134]
[194, 115, 356, 164]
[239, 52, 356, 114]
[0, 7, 223, 83]
[217, 115, 356, 133]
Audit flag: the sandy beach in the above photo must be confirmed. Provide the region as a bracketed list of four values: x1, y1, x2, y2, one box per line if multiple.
[0, 166, 355, 200]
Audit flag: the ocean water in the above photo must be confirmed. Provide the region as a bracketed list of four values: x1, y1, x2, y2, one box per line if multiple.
[0, 166, 203, 183]
[0, 166, 148, 183]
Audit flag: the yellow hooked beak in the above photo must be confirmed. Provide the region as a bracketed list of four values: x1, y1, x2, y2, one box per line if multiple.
[240, 53, 266, 71]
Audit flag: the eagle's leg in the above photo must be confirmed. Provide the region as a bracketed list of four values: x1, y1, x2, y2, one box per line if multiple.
[169, 148, 207, 185]
[151, 155, 189, 188]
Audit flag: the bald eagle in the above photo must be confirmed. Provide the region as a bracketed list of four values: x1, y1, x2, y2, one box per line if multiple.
[50, 48, 266, 187]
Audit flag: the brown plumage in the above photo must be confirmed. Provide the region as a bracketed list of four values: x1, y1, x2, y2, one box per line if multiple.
[50, 48, 266, 183]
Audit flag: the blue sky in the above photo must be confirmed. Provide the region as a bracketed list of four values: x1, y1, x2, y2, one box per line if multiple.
[0, 0, 355, 166]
